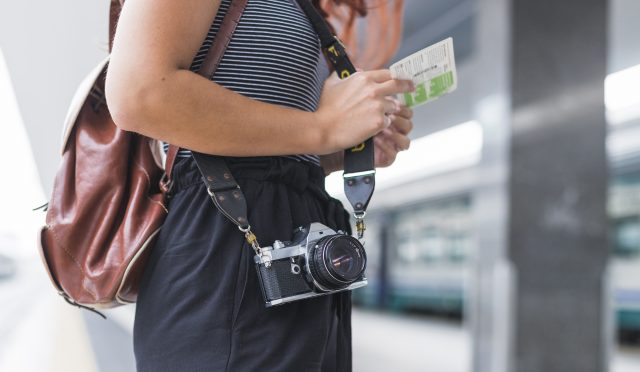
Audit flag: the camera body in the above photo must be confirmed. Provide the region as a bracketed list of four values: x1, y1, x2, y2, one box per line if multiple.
[254, 222, 367, 306]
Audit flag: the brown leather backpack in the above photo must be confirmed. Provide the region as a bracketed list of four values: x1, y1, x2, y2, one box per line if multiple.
[38, 0, 247, 311]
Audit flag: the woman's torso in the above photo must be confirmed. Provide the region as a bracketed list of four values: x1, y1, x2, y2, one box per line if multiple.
[163, 0, 330, 165]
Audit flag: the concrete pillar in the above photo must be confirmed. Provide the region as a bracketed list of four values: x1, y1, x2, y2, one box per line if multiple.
[470, 0, 513, 370]
[472, 0, 609, 371]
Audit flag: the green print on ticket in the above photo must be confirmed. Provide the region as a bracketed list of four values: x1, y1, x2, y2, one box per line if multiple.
[403, 71, 455, 108]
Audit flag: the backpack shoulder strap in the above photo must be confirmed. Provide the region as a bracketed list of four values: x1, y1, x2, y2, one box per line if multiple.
[109, 1, 122, 52]
[167, 0, 248, 180]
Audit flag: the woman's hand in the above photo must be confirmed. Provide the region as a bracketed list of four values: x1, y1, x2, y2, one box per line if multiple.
[315, 70, 414, 154]
[319, 101, 413, 174]
[373, 101, 413, 168]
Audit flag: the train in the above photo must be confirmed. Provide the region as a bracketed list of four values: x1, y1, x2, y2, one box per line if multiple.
[333, 120, 640, 335]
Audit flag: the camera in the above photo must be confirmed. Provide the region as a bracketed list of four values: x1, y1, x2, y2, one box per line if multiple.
[254, 222, 367, 306]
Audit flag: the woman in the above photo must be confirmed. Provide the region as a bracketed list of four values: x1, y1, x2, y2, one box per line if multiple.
[105, 0, 414, 371]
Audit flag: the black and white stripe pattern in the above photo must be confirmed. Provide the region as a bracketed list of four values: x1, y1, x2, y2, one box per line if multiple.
[163, 0, 329, 165]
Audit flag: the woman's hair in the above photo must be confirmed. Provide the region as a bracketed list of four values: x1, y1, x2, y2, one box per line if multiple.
[316, 0, 405, 69]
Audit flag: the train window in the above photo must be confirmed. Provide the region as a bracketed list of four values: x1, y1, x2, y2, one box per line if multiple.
[391, 196, 473, 266]
[610, 172, 640, 257]
[448, 231, 468, 263]
[612, 217, 640, 256]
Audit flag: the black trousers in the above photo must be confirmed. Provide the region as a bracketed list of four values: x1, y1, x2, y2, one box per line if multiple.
[134, 156, 353, 372]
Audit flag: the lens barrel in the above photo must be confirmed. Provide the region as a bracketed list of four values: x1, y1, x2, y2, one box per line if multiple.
[308, 234, 366, 290]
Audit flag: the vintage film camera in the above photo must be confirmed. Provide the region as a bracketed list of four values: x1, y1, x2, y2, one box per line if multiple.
[254, 222, 367, 306]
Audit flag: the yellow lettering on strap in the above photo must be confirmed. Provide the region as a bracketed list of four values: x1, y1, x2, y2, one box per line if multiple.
[351, 143, 366, 152]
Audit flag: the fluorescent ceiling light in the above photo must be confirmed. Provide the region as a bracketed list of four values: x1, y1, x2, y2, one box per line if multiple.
[0, 48, 45, 259]
[326, 120, 483, 197]
[605, 63, 640, 125]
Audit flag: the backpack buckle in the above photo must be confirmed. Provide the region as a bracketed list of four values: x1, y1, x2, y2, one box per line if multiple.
[159, 173, 174, 196]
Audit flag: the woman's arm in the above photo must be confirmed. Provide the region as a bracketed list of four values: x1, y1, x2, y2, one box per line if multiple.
[106, 0, 414, 157]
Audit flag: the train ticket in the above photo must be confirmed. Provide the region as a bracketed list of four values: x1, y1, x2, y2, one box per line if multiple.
[390, 37, 458, 108]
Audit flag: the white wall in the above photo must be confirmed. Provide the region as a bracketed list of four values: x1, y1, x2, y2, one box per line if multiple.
[0, 1, 109, 195]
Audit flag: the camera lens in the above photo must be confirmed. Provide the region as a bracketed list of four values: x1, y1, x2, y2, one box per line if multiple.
[327, 241, 360, 279]
[308, 235, 366, 290]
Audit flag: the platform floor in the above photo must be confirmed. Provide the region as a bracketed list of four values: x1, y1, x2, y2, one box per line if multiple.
[1, 257, 639, 372]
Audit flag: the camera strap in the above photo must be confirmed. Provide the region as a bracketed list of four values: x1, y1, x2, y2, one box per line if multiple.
[186, 0, 262, 255]
[192, 0, 375, 257]
[295, 0, 375, 239]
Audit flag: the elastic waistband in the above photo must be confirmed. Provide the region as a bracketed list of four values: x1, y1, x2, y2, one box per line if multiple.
[170, 156, 328, 197]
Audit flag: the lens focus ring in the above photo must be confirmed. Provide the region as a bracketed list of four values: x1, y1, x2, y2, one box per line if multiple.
[308, 234, 366, 290]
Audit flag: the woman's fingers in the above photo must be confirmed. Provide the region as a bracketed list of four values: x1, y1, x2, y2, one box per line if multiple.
[375, 78, 415, 97]
[394, 103, 413, 120]
[391, 130, 410, 151]
[374, 136, 396, 167]
[359, 69, 393, 82]
[388, 98, 413, 119]
[380, 127, 410, 150]
[389, 114, 413, 135]
[352, 69, 414, 95]
[374, 131, 412, 167]
[382, 98, 398, 115]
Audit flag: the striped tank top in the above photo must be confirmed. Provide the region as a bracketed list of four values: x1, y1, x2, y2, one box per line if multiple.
[163, 0, 329, 166]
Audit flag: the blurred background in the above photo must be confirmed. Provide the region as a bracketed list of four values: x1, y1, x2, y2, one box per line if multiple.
[0, 0, 639, 371]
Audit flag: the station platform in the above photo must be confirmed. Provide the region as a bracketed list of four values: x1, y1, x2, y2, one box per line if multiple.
[1, 257, 639, 372]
